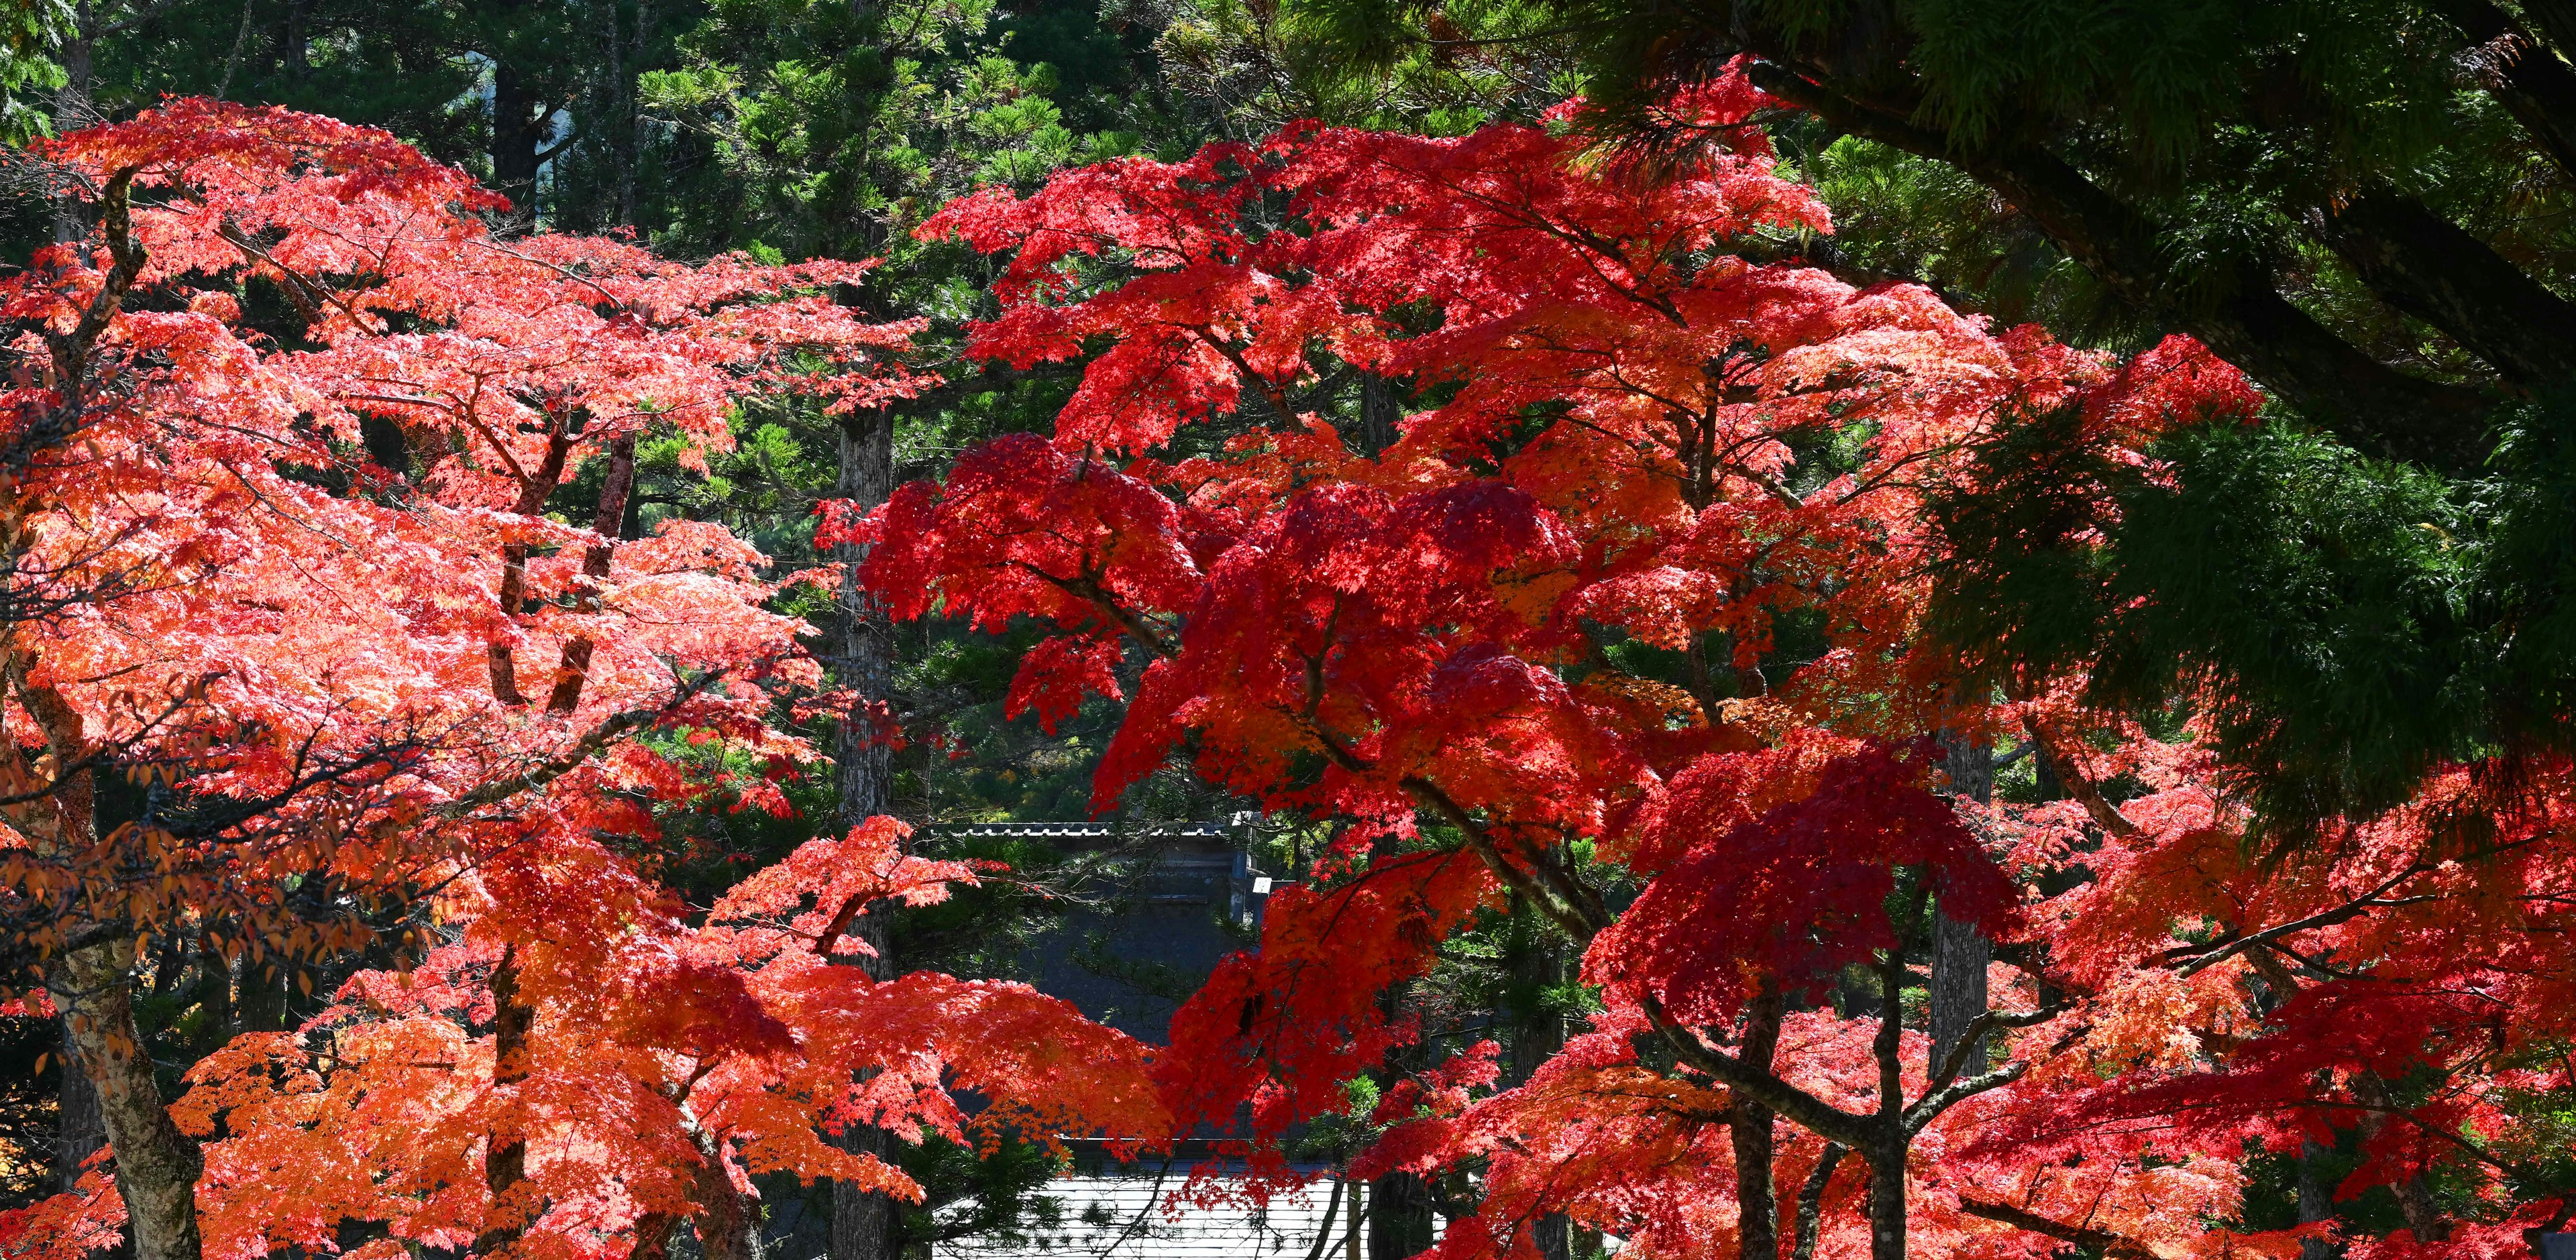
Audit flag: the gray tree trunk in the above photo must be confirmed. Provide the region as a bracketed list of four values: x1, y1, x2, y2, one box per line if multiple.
[50, 937, 204, 1260]
[686, 1104, 767, 1260]
[1729, 983, 1786, 1260]
[1929, 734, 1992, 1078]
[830, 406, 903, 1260]
[2296, 1139, 2334, 1260]
[1509, 911, 1570, 1260]
[50, 5, 96, 244]
[1366, 1170, 1435, 1260]
[1358, 374, 1401, 456]
[53, 1017, 105, 1192]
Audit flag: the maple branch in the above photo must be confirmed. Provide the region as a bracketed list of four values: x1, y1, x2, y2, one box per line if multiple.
[1018, 562, 1179, 658]
[215, 217, 389, 336]
[1789, 1142, 1847, 1260]
[812, 889, 884, 958]
[1913, 1004, 2059, 1121]
[40, 167, 145, 424]
[1955, 1196, 2151, 1259]
[471, 239, 627, 310]
[1297, 1174, 1346, 1260]
[1189, 325, 1301, 426]
[2171, 876, 2434, 978]
[1721, 460, 1807, 509]
[1904, 1061, 2030, 1136]
[1631, 990, 1880, 1149]
[441, 667, 721, 817]
[2019, 715, 2138, 838]
[1404, 172, 1684, 323]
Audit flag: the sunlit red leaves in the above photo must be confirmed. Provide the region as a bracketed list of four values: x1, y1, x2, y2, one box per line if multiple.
[853, 434, 1201, 634]
[0, 1162, 123, 1260]
[168, 816, 1163, 1260]
[0, 101, 1167, 1260]
[875, 78, 2314, 1260]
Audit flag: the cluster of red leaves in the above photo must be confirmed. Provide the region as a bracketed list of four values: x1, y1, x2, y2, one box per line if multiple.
[153, 818, 1165, 1260]
[1949, 720, 2576, 1259]
[1588, 741, 2021, 1027]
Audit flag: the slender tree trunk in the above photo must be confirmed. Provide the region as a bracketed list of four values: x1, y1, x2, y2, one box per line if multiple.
[50, 6, 95, 244]
[684, 1105, 766, 1260]
[281, 0, 310, 82]
[831, 407, 897, 816]
[1730, 981, 1785, 1260]
[51, 937, 204, 1260]
[1929, 734, 1992, 1077]
[11, 672, 203, 1260]
[830, 406, 902, 1260]
[231, 950, 286, 1035]
[1866, 945, 1908, 1260]
[486, 424, 574, 706]
[1366, 1170, 1435, 1260]
[2296, 1139, 2334, 1260]
[1864, 1147, 1907, 1260]
[476, 949, 537, 1255]
[1358, 373, 1400, 456]
[1509, 908, 1571, 1260]
[2350, 1074, 2449, 1243]
[545, 437, 637, 713]
[470, 420, 571, 1253]
[488, 55, 548, 230]
[52, 1017, 105, 1192]
[629, 1214, 680, 1260]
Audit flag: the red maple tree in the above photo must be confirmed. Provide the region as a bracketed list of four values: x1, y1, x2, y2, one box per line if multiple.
[858, 70, 2375, 1260]
[0, 99, 1159, 1260]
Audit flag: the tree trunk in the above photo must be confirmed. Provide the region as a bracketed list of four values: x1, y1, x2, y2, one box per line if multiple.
[1366, 1170, 1436, 1260]
[545, 437, 638, 714]
[50, 6, 95, 244]
[282, 0, 311, 82]
[1866, 945, 1908, 1260]
[2349, 1074, 2449, 1243]
[1509, 911, 1570, 1260]
[53, 1017, 105, 1192]
[488, 59, 548, 230]
[231, 947, 288, 1037]
[476, 950, 537, 1255]
[2427, 0, 2576, 182]
[686, 1106, 767, 1260]
[486, 425, 573, 706]
[2296, 1139, 2334, 1260]
[1358, 373, 1401, 456]
[832, 407, 897, 820]
[1864, 1147, 1907, 1260]
[2305, 190, 2576, 388]
[1729, 982, 1785, 1260]
[51, 937, 205, 1260]
[14, 679, 203, 1260]
[1929, 734, 1992, 1078]
[830, 406, 902, 1260]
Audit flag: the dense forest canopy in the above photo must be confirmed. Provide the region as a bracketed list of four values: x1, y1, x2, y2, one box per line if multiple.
[0, 4, 2573, 1260]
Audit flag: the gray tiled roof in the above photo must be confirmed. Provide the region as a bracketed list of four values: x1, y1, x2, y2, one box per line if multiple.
[932, 1176, 1407, 1260]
